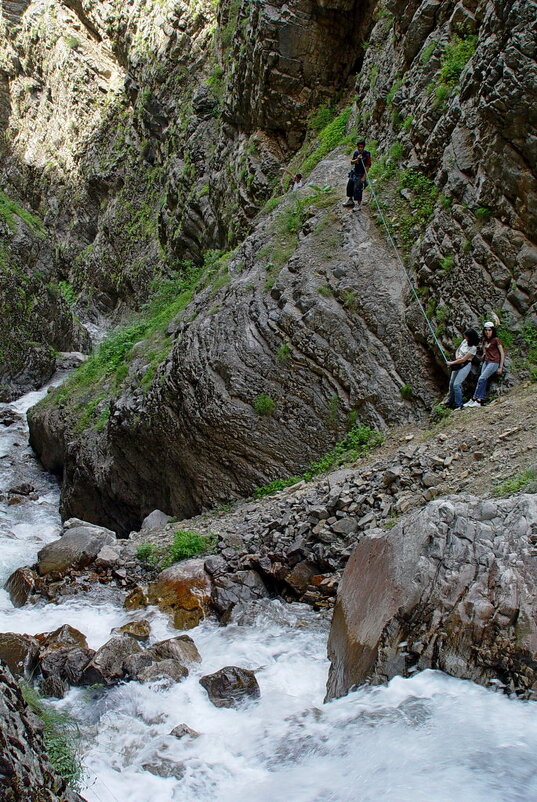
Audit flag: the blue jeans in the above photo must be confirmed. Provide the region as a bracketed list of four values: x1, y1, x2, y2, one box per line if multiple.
[448, 361, 472, 407]
[474, 361, 499, 401]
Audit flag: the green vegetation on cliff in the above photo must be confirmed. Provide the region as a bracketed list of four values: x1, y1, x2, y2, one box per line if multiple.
[21, 683, 82, 790]
[253, 423, 384, 498]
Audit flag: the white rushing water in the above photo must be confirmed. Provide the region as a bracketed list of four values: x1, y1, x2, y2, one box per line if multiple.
[2, 385, 537, 802]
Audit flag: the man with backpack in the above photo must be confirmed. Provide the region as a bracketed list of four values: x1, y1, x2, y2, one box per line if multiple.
[342, 140, 371, 210]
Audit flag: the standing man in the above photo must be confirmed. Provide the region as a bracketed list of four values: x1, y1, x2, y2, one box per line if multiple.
[342, 139, 371, 210]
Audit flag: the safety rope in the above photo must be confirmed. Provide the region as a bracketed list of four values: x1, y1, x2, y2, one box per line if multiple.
[356, 157, 449, 364]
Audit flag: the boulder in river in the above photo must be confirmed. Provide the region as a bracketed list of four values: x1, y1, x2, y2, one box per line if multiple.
[112, 619, 151, 641]
[199, 665, 260, 708]
[79, 636, 144, 685]
[0, 632, 40, 677]
[5, 566, 37, 607]
[326, 494, 537, 701]
[36, 520, 117, 576]
[147, 558, 212, 629]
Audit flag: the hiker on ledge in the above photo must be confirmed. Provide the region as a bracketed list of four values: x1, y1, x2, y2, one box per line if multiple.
[464, 322, 505, 408]
[343, 139, 371, 210]
[280, 167, 303, 191]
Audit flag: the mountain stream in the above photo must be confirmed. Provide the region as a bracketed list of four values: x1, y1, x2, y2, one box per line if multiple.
[1, 384, 537, 802]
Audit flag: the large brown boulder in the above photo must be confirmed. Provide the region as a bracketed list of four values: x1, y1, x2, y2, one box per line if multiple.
[147, 559, 212, 629]
[0, 633, 40, 678]
[326, 494, 537, 701]
[4, 566, 37, 607]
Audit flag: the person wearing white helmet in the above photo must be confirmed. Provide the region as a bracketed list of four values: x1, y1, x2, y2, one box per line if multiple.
[464, 322, 505, 407]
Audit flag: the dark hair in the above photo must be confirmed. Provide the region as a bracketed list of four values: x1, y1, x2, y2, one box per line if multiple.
[482, 325, 497, 338]
[357, 139, 365, 146]
[295, 174, 302, 181]
[464, 329, 480, 347]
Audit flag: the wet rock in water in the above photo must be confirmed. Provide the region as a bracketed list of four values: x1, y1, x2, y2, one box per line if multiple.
[142, 758, 185, 780]
[199, 665, 260, 708]
[5, 566, 37, 607]
[150, 635, 201, 665]
[124, 586, 148, 610]
[212, 570, 269, 618]
[112, 620, 151, 641]
[137, 659, 189, 684]
[170, 723, 200, 739]
[39, 646, 95, 687]
[326, 494, 537, 701]
[36, 521, 117, 576]
[79, 636, 144, 685]
[0, 632, 40, 677]
[147, 558, 212, 629]
[40, 675, 68, 699]
[8, 482, 34, 495]
[0, 408, 20, 426]
[38, 624, 88, 651]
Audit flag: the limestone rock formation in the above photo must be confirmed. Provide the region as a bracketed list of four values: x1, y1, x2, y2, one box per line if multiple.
[326, 493, 537, 700]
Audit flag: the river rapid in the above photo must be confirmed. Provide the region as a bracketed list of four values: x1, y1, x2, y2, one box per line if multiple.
[1, 384, 537, 802]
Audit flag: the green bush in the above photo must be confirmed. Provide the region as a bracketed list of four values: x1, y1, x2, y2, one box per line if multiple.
[475, 206, 493, 222]
[300, 106, 353, 175]
[162, 529, 208, 566]
[399, 383, 413, 399]
[135, 543, 158, 564]
[439, 35, 477, 84]
[493, 468, 536, 497]
[389, 142, 405, 161]
[440, 254, 455, 271]
[253, 393, 276, 415]
[276, 343, 291, 361]
[386, 79, 403, 105]
[21, 684, 82, 790]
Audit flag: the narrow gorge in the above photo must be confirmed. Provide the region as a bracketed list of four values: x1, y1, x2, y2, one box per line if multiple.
[1, 0, 536, 799]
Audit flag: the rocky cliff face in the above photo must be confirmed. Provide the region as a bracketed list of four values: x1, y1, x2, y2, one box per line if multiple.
[0, 661, 83, 801]
[4, 0, 537, 526]
[353, 0, 537, 342]
[0, 0, 376, 394]
[326, 493, 537, 701]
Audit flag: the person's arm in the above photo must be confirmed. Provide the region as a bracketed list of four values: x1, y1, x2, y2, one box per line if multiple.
[447, 354, 473, 366]
[497, 341, 505, 374]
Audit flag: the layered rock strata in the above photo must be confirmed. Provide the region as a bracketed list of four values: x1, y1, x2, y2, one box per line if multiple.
[0, 661, 84, 801]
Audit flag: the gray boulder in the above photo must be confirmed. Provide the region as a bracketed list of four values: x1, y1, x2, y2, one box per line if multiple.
[326, 494, 537, 700]
[79, 636, 143, 686]
[36, 522, 117, 576]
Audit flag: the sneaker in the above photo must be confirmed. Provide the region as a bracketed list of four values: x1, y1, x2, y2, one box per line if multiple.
[342, 198, 354, 208]
[463, 399, 480, 408]
[453, 406, 463, 411]
[354, 202, 362, 211]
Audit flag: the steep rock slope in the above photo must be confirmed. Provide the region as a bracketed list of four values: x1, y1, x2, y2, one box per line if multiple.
[0, 0, 375, 391]
[353, 0, 536, 340]
[0, 197, 90, 401]
[8, 0, 537, 529]
[29, 154, 442, 533]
